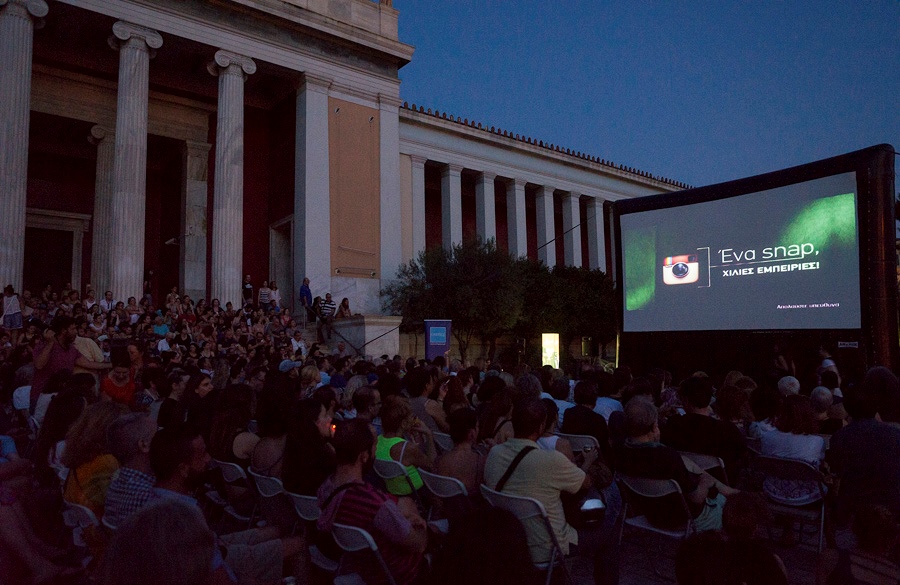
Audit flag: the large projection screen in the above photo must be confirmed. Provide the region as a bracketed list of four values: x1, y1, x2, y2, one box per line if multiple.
[605, 144, 897, 377]
[620, 172, 860, 332]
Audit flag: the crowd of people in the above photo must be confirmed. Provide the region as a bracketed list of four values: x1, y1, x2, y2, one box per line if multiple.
[1, 281, 900, 585]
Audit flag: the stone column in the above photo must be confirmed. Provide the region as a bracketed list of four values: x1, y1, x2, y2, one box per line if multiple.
[0, 0, 48, 292]
[208, 50, 255, 306]
[410, 155, 427, 257]
[562, 192, 582, 267]
[181, 141, 211, 302]
[506, 178, 527, 257]
[475, 171, 496, 243]
[379, 94, 403, 282]
[88, 125, 115, 294]
[586, 197, 607, 272]
[441, 164, 463, 250]
[108, 21, 162, 302]
[535, 185, 555, 268]
[293, 73, 332, 308]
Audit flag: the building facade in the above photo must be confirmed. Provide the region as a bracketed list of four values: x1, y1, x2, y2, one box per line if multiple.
[1, 0, 686, 314]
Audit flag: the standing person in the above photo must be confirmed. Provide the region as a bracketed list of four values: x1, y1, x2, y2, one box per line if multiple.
[299, 277, 313, 328]
[318, 293, 337, 342]
[242, 274, 254, 308]
[2, 285, 24, 347]
[269, 281, 282, 312]
[257, 281, 271, 310]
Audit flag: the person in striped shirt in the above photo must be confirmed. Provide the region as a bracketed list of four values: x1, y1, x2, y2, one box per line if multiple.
[317, 419, 427, 585]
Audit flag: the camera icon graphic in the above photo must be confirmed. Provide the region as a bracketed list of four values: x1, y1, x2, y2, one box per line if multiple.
[662, 254, 699, 285]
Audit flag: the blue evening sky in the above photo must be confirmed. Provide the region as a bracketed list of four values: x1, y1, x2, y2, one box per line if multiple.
[393, 1, 899, 189]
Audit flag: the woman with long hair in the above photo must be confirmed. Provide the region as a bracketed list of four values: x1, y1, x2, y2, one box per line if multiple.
[208, 384, 259, 467]
[62, 401, 128, 517]
[335, 297, 351, 319]
[281, 398, 335, 495]
[184, 373, 217, 440]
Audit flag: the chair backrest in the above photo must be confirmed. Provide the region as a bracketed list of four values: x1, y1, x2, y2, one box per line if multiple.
[102, 515, 117, 531]
[616, 474, 694, 533]
[12, 386, 30, 411]
[554, 432, 600, 453]
[63, 502, 99, 529]
[373, 458, 408, 481]
[247, 468, 285, 498]
[679, 451, 729, 484]
[480, 484, 547, 523]
[753, 454, 825, 489]
[745, 436, 762, 454]
[331, 523, 398, 585]
[287, 491, 321, 522]
[213, 458, 248, 484]
[418, 469, 468, 499]
[432, 432, 454, 454]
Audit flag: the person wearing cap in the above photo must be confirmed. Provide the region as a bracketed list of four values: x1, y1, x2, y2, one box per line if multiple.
[279, 359, 303, 378]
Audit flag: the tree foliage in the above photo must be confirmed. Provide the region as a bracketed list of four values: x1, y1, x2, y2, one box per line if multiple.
[382, 239, 616, 364]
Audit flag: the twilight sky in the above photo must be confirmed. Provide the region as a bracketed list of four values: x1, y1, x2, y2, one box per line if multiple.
[393, 1, 899, 189]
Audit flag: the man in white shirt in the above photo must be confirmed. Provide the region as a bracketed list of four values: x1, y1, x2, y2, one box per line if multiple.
[99, 290, 116, 312]
[290, 330, 307, 357]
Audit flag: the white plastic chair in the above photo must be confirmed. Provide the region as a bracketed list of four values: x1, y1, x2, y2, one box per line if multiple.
[418, 469, 468, 534]
[616, 474, 694, 578]
[285, 491, 340, 573]
[554, 432, 600, 453]
[679, 451, 730, 486]
[211, 459, 257, 527]
[373, 458, 419, 500]
[432, 432, 454, 454]
[62, 502, 99, 549]
[247, 468, 285, 499]
[480, 484, 570, 585]
[753, 454, 827, 553]
[331, 523, 398, 585]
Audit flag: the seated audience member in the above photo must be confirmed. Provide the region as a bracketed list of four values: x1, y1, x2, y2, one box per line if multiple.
[157, 368, 190, 429]
[720, 492, 788, 584]
[863, 365, 900, 427]
[376, 396, 434, 497]
[561, 381, 612, 464]
[101, 355, 136, 406]
[150, 425, 305, 585]
[317, 419, 427, 585]
[250, 384, 292, 479]
[477, 385, 515, 445]
[810, 386, 843, 434]
[430, 505, 541, 585]
[748, 385, 781, 439]
[436, 408, 484, 497]
[661, 376, 746, 483]
[104, 413, 158, 528]
[760, 394, 826, 506]
[777, 375, 801, 397]
[282, 398, 335, 496]
[713, 385, 754, 436]
[352, 385, 382, 424]
[820, 504, 900, 584]
[208, 384, 259, 467]
[617, 397, 738, 532]
[407, 367, 449, 433]
[828, 371, 900, 525]
[441, 375, 471, 417]
[33, 384, 91, 484]
[62, 401, 128, 518]
[538, 398, 576, 461]
[484, 398, 621, 585]
[545, 378, 574, 425]
[100, 499, 228, 585]
[594, 370, 623, 422]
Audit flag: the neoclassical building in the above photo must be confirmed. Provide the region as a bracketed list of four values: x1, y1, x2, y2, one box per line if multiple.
[1, 0, 686, 314]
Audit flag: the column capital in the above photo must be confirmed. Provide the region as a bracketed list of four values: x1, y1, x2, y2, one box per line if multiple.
[109, 21, 162, 52]
[87, 125, 114, 145]
[442, 163, 464, 176]
[300, 73, 333, 94]
[408, 154, 427, 167]
[478, 171, 497, 182]
[377, 93, 403, 110]
[207, 50, 256, 78]
[536, 184, 555, 196]
[183, 140, 212, 156]
[507, 177, 527, 189]
[0, 0, 48, 19]
[560, 190, 581, 201]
